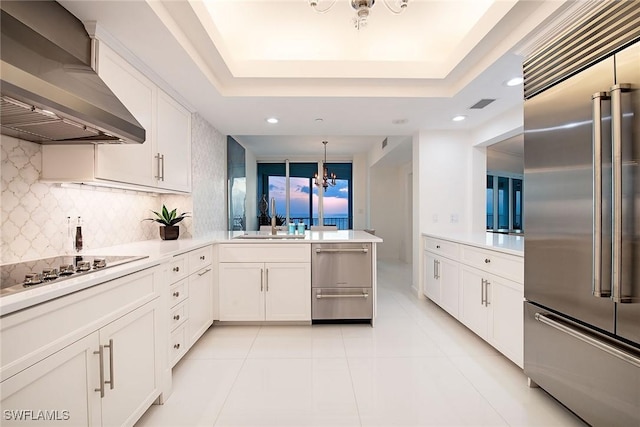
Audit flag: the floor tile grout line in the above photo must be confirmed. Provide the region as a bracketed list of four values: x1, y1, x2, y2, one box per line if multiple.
[211, 325, 262, 427]
[341, 325, 364, 427]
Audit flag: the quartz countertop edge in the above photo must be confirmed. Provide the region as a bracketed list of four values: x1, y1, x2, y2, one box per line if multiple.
[1, 230, 382, 316]
[422, 232, 523, 256]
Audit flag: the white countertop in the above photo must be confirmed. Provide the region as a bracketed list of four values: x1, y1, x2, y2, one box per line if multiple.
[422, 231, 524, 256]
[1, 230, 382, 316]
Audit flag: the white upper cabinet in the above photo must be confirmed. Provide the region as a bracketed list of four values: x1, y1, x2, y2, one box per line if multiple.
[95, 42, 156, 188]
[156, 91, 191, 192]
[40, 41, 192, 193]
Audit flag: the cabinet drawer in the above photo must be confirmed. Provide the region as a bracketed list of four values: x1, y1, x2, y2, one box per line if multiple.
[169, 302, 187, 331]
[189, 246, 212, 274]
[460, 246, 523, 283]
[424, 237, 459, 260]
[219, 244, 310, 263]
[169, 279, 188, 306]
[169, 255, 188, 282]
[169, 325, 187, 367]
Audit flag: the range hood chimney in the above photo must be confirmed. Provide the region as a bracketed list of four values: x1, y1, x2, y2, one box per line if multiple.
[0, 0, 145, 144]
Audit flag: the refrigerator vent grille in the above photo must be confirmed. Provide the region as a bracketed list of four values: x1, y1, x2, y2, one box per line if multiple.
[524, 1, 640, 99]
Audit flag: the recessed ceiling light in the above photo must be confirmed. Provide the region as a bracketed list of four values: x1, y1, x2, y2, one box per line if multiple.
[265, 117, 279, 124]
[452, 115, 466, 122]
[392, 119, 408, 125]
[314, 118, 324, 123]
[505, 77, 524, 87]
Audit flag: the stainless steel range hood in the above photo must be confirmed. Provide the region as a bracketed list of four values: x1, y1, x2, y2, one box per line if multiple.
[0, 0, 145, 144]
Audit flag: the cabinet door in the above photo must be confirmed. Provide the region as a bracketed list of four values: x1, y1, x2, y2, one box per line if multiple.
[0, 333, 101, 426]
[423, 252, 440, 303]
[95, 42, 155, 187]
[459, 266, 488, 339]
[99, 301, 159, 427]
[219, 263, 265, 321]
[156, 91, 191, 192]
[487, 276, 524, 367]
[188, 266, 214, 346]
[265, 263, 311, 321]
[439, 257, 460, 318]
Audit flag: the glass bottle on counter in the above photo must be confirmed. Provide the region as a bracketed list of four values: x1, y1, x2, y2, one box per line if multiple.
[75, 216, 83, 252]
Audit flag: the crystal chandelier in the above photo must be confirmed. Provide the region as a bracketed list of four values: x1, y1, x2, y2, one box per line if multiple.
[308, 0, 409, 30]
[314, 141, 337, 189]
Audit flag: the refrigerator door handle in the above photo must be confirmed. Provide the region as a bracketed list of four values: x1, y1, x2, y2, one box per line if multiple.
[592, 91, 611, 298]
[610, 83, 632, 303]
[535, 312, 640, 368]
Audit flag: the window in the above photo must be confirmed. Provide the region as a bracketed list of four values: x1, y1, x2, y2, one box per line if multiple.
[257, 162, 352, 230]
[486, 172, 523, 231]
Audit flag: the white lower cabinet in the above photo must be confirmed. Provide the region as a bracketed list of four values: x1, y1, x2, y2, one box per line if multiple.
[219, 262, 311, 321]
[423, 240, 460, 317]
[423, 235, 524, 368]
[187, 265, 214, 343]
[0, 333, 101, 426]
[459, 265, 523, 367]
[218, 244, 311, 322]
[0, 293, 160, 427]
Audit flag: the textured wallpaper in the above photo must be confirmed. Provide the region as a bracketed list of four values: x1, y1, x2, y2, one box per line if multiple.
[1, 113, 226, 264]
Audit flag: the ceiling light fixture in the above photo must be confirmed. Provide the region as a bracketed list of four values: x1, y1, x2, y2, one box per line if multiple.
[266, 117, 279, 124]
[309, 0, 409, 30]
[452, 115, 466, 122]
[314, 141, 337, 189]
[505, 77, 524, 87]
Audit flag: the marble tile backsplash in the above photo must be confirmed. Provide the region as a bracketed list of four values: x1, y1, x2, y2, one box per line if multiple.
[1, 112, 226, 264]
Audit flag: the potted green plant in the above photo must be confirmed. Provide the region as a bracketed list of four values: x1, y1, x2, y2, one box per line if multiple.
[144, 205, 190, 240]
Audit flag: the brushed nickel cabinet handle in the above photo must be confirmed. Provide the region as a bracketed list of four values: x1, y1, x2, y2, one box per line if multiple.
[104, 339, 114, 390]
[198, 268, 212, 277]
[94, 345, 105, 398]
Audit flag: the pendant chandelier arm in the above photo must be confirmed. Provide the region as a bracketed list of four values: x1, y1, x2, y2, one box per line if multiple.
[308, 0, 338, 14]
[382, 0, 409, 15]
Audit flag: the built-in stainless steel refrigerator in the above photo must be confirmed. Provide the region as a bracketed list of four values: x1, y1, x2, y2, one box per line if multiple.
[523, 39, 640, 426]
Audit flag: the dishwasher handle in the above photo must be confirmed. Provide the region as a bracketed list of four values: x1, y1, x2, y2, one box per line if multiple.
[315, 248, 368, 254]
[316, 290, 369, 299]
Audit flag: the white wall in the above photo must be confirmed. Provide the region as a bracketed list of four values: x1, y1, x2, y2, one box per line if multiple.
[352, 152, 368, 229]
[370, 164, 402, 260]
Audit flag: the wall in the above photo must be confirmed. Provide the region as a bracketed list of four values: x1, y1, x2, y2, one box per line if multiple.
[1, 113, 226, 264]
[191, 113, 227, 235]
[369, 160, 412, 261]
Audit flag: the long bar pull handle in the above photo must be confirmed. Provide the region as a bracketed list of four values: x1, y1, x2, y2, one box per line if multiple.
[104, 339, 114, 390]
[480, 279, 485, 306]
[155, 153, 162, 181]
[161, 154, 165, 182]
[315, 248, 369, 253]
[316, 291, 369, 299]
[197, 268, 212, 277]
[535, 313, 640, 368]
[610, 84, 631, 303]
[260, 268, 264, 292]
[485, 280, 490, 306]
[592, 91, 610, 298]
[94, 345, 105, 398]
[433, 259, 437, 279]
[266, 268, 269, 292]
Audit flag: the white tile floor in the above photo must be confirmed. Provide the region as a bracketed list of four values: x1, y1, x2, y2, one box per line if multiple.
[136, 260, 587, 427]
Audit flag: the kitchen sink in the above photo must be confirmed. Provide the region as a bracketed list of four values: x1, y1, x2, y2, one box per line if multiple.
[233, 233, 306, 240]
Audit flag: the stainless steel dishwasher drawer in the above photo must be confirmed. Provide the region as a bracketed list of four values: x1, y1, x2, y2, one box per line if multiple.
[312, 243, 372, 287]
[312, 287, 373, 320]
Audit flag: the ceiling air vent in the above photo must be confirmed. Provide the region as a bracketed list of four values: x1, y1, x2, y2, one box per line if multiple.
[470, 99, 496, 109]
[382, 138, 388, 149]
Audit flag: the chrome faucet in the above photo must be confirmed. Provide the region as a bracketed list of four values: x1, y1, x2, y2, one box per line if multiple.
[270, 197, 277, 235]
